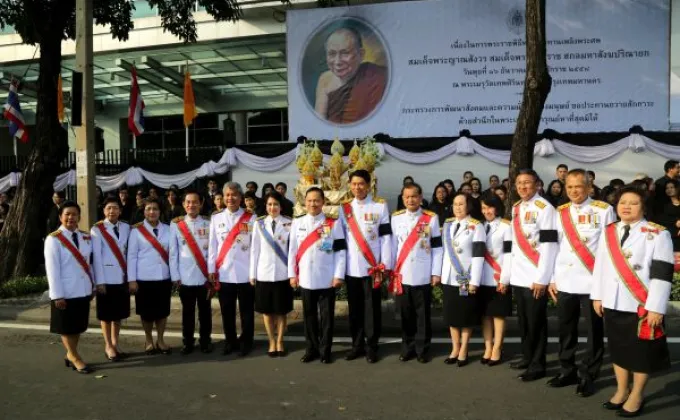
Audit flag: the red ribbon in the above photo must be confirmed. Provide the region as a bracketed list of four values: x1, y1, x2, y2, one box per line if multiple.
[368, 263, 385, 289]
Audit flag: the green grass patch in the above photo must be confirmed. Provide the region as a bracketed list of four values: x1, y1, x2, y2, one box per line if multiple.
[0, 276, 49, 299]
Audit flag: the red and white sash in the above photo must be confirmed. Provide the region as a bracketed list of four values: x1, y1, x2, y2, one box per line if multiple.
[95, 222, 127, 280]
[343, 203, 384, 288]
[137, 225, 169, 264]
[215, 212, 253, 279]
[177, 219, 209, 280]
[390, 213, 432, 295]
[512, 205, 540, 266]
[559, 206, 595, 273]
[54, 231, 94, 288]
[295, 218, 336, 275]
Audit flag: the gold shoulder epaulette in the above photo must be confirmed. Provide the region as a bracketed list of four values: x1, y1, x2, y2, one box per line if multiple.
[444, 216, 456, 223]
[324, 213, 337, 220]
[535, 200, 546, 209]
[341, 197, 353, 204]
[373, 196, 385, 203]
[256, 215, 266, 220]
[132, 222, 143, 228]
[500, 218, 511, 225]
[49, 230, 60, 237]
[392, 209, 406, 216]
[79, 229, 89, 234]
[422, 209, 436, 216]
[557, 202, 571, 211]
[469, 218, 481, 225]
[513, 200, 521, 207]
[295, 213, 307, 218]
[591, 200, 610, 209]
[647, 221, 667, 231]
[94, 220, 104, 225]
[171, 216, 184, 224]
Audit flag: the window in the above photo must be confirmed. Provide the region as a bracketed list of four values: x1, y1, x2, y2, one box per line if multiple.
[247, 109, 289, 143]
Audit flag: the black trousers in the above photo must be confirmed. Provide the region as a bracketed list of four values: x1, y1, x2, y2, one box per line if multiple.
[301, 287, 335, 356]
[557, 291, 604, 379]
[514, 286, 548, 373]
[217, 282, 255, 348]
[179, 285, 212, 347]
[397, 284, 432, 356]
[346, 275, 382, 351]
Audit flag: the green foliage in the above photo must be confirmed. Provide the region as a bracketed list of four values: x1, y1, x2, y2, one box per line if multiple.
[672, 273, 680, 301]
[0, 276, 48, 299]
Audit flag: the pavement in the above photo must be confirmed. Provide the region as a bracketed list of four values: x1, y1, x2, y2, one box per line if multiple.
[1, 327, 680, 419]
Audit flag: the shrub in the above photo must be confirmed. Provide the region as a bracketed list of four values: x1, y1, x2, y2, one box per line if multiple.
[671, 273, 680, 302]
[0, 276, 49, 299]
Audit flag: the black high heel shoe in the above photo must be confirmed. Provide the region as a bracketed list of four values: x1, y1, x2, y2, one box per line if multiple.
[480, 357, 490, 365]
[105, 352, 120, 362]
[65, 358, 93, 374]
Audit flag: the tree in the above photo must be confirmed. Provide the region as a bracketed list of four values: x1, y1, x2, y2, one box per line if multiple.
[507, 0, 552, 212]
[0, 0, 287, 282]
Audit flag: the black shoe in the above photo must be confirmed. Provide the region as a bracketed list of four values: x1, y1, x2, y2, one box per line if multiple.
[399, 351, 416, 362]
[158, 347, 172, 355]
[277, 350, 288, 358]
[616, 400, 645, 418]
[180, 346, 194, 356]
[300, 351, 319, 363]
[457, 359, 469, 367]
[239, 346, 252, 357]
[200, 343, 214, 354]
[345, 348, 365, 361]
[488, 358, 503, 367]
[66, 359, 93, 374]
[320, 352, 332, 364]
[510, 360, 530, 370]
[268, 351, 278, 358]
[547, 373, 578, 388]
[576, 377, 595, 398]
[366, 349, 378, 364]
[444, 357, 458, 365]
[519, 371, 546, 382]
[603, 400, 626, 411]
[481, 357, 490, 365]
[104, 352, 120, 362]
[417, 355, 430, 364]
[144, 345, 157, 355]
[222, 345, 233, 355]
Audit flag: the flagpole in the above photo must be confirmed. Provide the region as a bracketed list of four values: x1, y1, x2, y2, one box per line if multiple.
[185, 126, 189, 161]
[13, 136, 17, 167]
[133, 134, 137, 160]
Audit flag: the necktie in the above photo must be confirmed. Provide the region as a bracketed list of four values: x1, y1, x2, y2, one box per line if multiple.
[153, 228, 158, 237]
[72, 232, 79, 249]
[113, 225, 119, 239]
[620, 224, 630, 246]
[453, 223, 460, 237]
[485, 224, 490, 234]
[271, 220, 276, 232]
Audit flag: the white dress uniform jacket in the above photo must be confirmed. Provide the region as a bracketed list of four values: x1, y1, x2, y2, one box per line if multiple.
[390, 209, 443, 286]
[90, 220, 130, 285]
[44, 226, 94, 300]
[481, 218, 513, 287]
[250, 215, 292, 282]
[553, 199, 616, 295]
[591, 220, 674, 315]
[127, 220, 170, 281]
[502, 193, 558, 288]
[338, 195, 393, 276]
[287, 213, 346, 290]
[169, 215, 211, 286]
[441, 216, 486, 287]
[208, 208, 257, 283]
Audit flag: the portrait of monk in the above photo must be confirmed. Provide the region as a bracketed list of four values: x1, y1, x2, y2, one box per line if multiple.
[314, 27, 388, 124]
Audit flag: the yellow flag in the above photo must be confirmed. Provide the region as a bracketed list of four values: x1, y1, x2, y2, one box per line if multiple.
[183, 71, 197, 127]
[57, 75, 65, 123]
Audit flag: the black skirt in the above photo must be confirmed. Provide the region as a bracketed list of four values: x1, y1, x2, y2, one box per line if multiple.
[477, 285, 513, 318]
[604, 308, 670, 374]
[255, 280, 293, 315]
[443, 284, 480, 328]
[50, 296, 91, 335]
[96, 283, 131, 322]
[135, 280, 172, 322]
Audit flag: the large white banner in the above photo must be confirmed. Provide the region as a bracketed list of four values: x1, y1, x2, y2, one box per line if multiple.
[286, 0, 669, 139]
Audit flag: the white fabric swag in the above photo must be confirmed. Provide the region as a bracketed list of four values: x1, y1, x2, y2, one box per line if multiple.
[0, 133, 677, 194]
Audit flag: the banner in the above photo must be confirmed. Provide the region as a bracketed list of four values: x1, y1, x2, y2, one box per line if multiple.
[286, 0, 669, 139]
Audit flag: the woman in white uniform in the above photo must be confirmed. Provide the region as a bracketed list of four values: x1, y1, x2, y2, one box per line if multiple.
[478, 195, 513, 366]
[250, 191, 293, 357]
[591, 185, 674, 417]
[441, 193, 486, 366]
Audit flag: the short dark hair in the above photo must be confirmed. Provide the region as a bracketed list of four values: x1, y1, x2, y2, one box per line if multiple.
[481, 194, 505, 218]
[244, 191, 257, 201]
[246, 181, 258, 190]
[350, 169, 371, 185]
[102, 197, 122, 208]
[264, 191, 284, 206]
[118, 184, 129, 193]
[556, 164, 569, 171]
[469, 177, 482, 188]
[664, 160, 679, 173]
[402, 182, 423, 196]
[261, 183, 275, 196]
[183, 188, 203, 203]
[403, 175, 414, 185]
[452, 192, 475, 215]
[615, 184, 648, 206]
[143, 197, 162, 209]
[586, 170, 595, 179]
[54, 190, 66, 199]
[59, 201, 81, 216]
[610, 178, 625, 188]
[663, 179, 680, 199]
[459, 182, 471, 191]
[463, 171, 473, 177]
[517, 168, 539, 181]
[305, 187, 325, 199]
[494, 185, 508, 194]
[489, 175, 499, 182]
[275, 182, 288, 191]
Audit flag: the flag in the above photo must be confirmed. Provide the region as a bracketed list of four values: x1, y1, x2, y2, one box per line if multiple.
[183, 70, 197, 127]
[3, 80, 29, 143]
[57, 75, 65, 123]
[128, 65, 145, 137]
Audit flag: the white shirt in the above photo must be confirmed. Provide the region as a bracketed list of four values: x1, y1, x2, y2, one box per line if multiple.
[553, 198, 616, 294]
[481, 218, 513, 287]
[208, 208, 257, 284]
[250, 214, 292, 282]
[287, 213, 346, 290]
[390, 209, 443, 286]
[127, 220, 170, 281]
[44, 226, 94, 300]
[90, 219, 130, 285]
[502, 193, 558, 288]
[169, 214, 211, 286]
[591, 220, 674, 314]
[441, 216, 486, 287]
[338, 195, 393, 276]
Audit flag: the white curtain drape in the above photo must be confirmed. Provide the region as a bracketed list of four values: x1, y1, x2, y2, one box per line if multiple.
[0, 133, 678, 193]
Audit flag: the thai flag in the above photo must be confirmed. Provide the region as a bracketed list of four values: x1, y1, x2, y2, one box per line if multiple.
[127, 65, 145, 137]
[3, 80, 29, 143]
